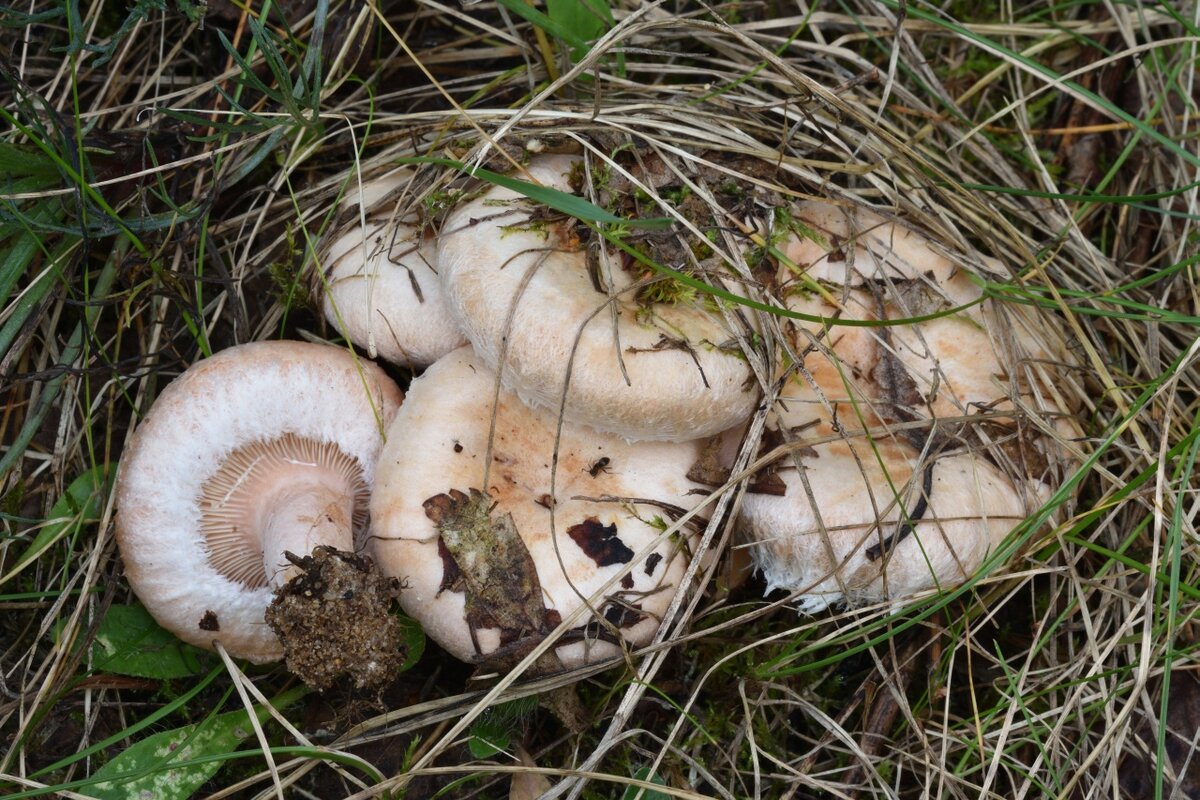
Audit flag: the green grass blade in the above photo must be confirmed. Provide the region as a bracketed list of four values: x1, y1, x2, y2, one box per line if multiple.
[401, 156, 672, 228]
[875, 0, 1200, 170]
[0, 234, 77, 369]
[0, 235, 114, 481]
[495, 0, 588, 50]
[0, 463, 110, 587]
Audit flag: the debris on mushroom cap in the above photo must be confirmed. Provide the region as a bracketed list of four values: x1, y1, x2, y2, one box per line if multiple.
[370, 346, 709, 668]
[319, 170, 467, 368]
[116, 341, 403, 664]
[436, 154, 760, 442]
[737, 201, 1078, 608]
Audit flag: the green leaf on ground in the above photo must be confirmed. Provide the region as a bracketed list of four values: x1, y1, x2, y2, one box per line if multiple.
[468, 717, 510, 759]
[468, 696, 538, 759]
[1, 463, 111, 588]
[546, 0, 612, 61]
[621, 767, 669, 800]
[90, 604, 210, 679]
[85, 688, 304, 800]
[396, 613, 426, 673]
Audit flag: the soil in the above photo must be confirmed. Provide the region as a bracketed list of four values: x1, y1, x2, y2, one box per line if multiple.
[265, 547, 407, 691]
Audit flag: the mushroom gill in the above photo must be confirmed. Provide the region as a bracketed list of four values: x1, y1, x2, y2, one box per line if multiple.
[199, 432, 369, 588]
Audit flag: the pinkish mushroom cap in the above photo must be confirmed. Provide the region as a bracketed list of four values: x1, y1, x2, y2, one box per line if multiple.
[738, 201, 1076, 608]
[116, 341, 402, 663]
[320, 170, 467, 368]
[436, 154, 759, 442]
[781, 201, 1023, 418]
[739, 418, 1044, 611]
[370, 346, 709, 668]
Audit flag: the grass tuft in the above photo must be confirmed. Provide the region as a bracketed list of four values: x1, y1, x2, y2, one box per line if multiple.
[1, 0, 1196, 798]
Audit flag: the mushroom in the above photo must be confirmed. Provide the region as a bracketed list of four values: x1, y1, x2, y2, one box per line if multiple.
[742, 417, 1042, 610]
[370, 346, 708, 668]
[116, 341, 403, 663]
[738, 201, 1075, 608]
[436, 154, 759, 442]
[319, 169, 467, 368]
[780, 200, 1054, 420]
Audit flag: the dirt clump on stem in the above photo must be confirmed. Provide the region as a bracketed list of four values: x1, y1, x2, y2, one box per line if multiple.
[266, 547, 406, 690]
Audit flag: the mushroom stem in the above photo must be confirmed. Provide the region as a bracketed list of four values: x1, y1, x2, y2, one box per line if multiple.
[258, 480, 356, 588]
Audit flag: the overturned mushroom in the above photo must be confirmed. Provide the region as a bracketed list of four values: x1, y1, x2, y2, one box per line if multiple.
[319, 169, 466, 368]
[116, 341, 403, 663]
[370, 346, 709, 668]
[740, 201, 1077, 609]
[436, 154, 759, 442]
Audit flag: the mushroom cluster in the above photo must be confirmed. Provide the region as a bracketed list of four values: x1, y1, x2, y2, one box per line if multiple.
[330, 155, 748, 665]
[115, 148, 1076, 681]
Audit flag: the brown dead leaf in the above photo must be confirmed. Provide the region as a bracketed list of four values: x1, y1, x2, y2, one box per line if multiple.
[424, 488, 555, 654]
[510, 745, 552, 800]
[686, 435, 728, 486]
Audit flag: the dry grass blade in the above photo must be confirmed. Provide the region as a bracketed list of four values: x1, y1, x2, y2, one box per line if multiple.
[1, 0, 1196, 798]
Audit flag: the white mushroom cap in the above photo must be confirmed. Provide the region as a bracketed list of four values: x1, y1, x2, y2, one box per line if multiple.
[116, 341, 403, 663]
[370, 346, 708, 667]
[320, 171, 467, 368]
[740, 419, 1040, 611]
[436, 154, 758, 442]
[737, 201, 1075, 607]
[784, 200, 962, 286]
[780, 200, 1051, 419]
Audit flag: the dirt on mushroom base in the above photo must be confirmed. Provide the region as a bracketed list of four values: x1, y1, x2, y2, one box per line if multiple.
[265, 547, 407, 691]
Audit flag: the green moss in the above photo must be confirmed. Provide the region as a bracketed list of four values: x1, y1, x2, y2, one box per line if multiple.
[690, 228, 718, 261]
[424, 188, 467, 214]
[1, 479, 24, 518]
[718, 180, 745, 199]
[499, 220, 551, 239]
[637, 276, 699, 307]
[266, 225, 309, 308]
[574, 159, 613, 200]
[772, 205, 826, 250]
[660, 184, 692, 206]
